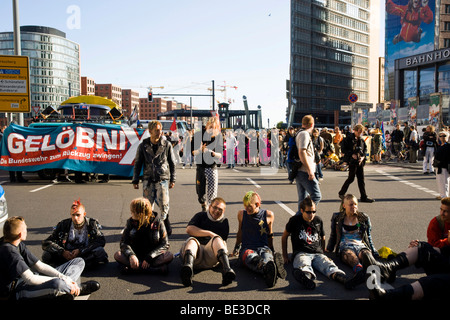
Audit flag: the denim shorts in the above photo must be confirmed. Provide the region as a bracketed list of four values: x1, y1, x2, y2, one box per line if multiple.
[339, 242, 367, 256]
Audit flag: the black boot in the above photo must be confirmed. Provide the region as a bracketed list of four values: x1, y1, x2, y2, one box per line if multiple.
[80, 281, 100, 295]
[217, 249, 235, 286]
[376, 252, 409, 283]
[180, 249, 195, 287]
[293, 269, 315, 289]
[332, 272, 348, 286]
[344, 269, 367, 289]
[274, 252, 287, 280]
[369, 283, 414, 300]
[360, 249, 377, 269]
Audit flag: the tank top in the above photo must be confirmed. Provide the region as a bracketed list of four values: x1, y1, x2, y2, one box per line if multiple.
[241, 209, 269, 249]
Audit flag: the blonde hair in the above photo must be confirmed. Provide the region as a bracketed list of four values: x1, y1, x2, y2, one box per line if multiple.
[206, 117, 221, 136]
[302, 115, 314, 128]
[148, 120, 162, 131]
[243, 191, 261, 207]
[130, 197, 154, 229]
[3, 216, 25, 242]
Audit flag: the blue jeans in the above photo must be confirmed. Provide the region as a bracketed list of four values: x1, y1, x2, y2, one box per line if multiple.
[144, 180, 170, 220]
[295, 170, 321, 211]
[293, 252, 344, 279]
[15, 257, 85, 300]
[239, 246, 274, 274]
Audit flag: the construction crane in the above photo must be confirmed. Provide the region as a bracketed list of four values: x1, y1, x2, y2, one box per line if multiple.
[208, 81, 238, 105]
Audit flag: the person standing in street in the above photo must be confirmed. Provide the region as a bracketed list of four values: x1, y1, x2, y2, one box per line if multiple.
[338, 124, 374, 203]
[422, 125, 437, 174]
[433, 131, 450, 200]
[295, 115, 321, 210]
[132, 120, 176, 236]
[192, 117, 222, 212]
[409, 125, 419, 163]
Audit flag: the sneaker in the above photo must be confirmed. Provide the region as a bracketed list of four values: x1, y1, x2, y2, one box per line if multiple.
[293, 269, 315, 289]
[360, 197, 375, 203]
[338, 193, 345, 200]
[263, 261, 277, 288]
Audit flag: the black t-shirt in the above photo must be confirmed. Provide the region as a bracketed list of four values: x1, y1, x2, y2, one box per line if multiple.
[285, 214, 325, 257]
[187, 211, 229, 245]
[0, 239, 38, 296]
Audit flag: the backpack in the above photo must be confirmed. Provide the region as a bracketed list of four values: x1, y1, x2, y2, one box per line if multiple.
[287, 130, 311, 181]
[287, 129, 303, 163]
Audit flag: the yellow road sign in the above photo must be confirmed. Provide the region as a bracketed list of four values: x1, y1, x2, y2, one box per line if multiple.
[0, 55, 30, 112]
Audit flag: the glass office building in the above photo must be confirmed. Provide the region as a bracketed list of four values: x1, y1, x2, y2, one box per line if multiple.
[0, 26, 80, 113]
[289, 0, 377, 126]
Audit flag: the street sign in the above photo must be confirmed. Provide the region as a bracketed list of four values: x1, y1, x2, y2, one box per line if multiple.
[348, 93, 358, 103]
[341, 105, 352, 111]
[0, 55, 31, 113]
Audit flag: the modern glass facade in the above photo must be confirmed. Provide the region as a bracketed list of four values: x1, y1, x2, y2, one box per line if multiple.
[289, 0, 373, 126]
[0, 26, 80, 113]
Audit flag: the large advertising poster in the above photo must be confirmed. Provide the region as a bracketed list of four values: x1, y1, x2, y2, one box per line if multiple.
[385, 0, 436, 101]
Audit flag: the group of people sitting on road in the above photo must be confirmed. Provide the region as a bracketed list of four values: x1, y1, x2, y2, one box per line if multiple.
[3, 192, 450, 301]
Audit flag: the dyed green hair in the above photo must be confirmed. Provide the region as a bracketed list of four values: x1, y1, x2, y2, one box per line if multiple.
[243, 191, 261, 207]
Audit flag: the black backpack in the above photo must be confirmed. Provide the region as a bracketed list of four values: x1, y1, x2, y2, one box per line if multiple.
[287, 130, 311, 180]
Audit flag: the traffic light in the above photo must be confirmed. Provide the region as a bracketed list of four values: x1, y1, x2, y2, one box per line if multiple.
[148, 91, 153, 102]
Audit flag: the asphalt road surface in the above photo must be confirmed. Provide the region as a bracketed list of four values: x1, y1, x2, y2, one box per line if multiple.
[0, 161, 440, 311]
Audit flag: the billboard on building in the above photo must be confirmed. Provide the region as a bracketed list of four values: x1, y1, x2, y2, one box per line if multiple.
[384, 0, 436, 102]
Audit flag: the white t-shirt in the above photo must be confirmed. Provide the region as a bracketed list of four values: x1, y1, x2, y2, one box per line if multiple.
[295, 130, 315, 172]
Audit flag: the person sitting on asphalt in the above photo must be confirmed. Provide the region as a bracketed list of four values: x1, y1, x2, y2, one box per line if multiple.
[427, 197, 450, 249]
[232, 191, 286, 288]
[41, 198, 108, 269]
[0, 216, 100, 300]
[179, 197, 235, 287]
[369, 237, 450, 300]
[326, 194, 379, 288]
[114, 197, 173, 274]
[282, 196, 359, 290]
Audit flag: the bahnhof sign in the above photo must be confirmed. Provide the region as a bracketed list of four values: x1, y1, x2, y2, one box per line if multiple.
[394, 47, 450, 108]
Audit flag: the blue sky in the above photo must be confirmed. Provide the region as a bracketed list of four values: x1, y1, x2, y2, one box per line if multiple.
[1, 1, 384, 127]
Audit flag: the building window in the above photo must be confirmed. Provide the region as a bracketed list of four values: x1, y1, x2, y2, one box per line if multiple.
[445, 22, 450, 31]
[444, 39, 450, 48]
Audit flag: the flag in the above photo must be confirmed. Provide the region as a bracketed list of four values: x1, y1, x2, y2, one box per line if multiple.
[381, 122, 386, 150]
[128, 106, 139, 126]
[170, 117, 177, 132]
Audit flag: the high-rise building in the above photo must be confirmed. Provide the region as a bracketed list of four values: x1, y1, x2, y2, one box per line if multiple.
[289, 0, 380, 127]
[0, 26, 80, 113]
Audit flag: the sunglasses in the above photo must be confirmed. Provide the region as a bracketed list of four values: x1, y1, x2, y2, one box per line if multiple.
[440, 135, 447, 138]
[304, 210, 316, 214]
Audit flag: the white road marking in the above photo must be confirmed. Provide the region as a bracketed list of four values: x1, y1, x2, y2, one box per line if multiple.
[246, 177, 261, 188]
[30, 182, 57, 193]
[275, 200, 296, 216]
[376, 169, 439, 197]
